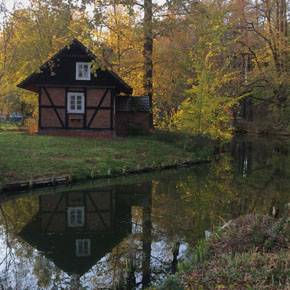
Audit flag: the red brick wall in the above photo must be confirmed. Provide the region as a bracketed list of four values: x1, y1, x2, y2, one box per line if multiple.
[86, 89, 111, 128]
[40, 87, 112, 135]
[40, 88, 66, 128]
[68, 114, 83, 128]
[87, 109, 111, 128]
[40, 88, 65, 106]
[115, 112, 150, 136]
[87, 89, 111, 107]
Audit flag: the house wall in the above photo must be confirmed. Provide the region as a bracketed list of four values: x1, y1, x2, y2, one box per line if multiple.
[40, 88, 66, 128]
[39, 87, 114, 138]
[115, 112, 150, 136]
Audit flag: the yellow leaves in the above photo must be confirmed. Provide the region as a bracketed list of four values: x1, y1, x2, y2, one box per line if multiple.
[166, 6, 241, 141]
[204, 51, 213, 65]
[212, 25, 220, 31]
[1, 196, 39, 234]
[172, 56, 237, 140]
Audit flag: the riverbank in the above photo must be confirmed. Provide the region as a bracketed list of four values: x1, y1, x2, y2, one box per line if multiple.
[155, 213, 290, 289]
[0, 132, 209, 188]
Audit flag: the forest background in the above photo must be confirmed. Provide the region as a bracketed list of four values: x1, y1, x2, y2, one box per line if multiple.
[0, 0, 289, 140]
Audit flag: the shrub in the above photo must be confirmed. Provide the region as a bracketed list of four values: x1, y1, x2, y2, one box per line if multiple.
[25, 117, 38, 134]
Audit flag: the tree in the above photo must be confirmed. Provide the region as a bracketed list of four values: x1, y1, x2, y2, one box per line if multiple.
[171, 1, 240, 140]
[143, 0, 153, 127]
[230, 0, 290, 127]
[92, 0, 163, 126]
[0, 0, 90, 122]
[92, 4, 144, 94]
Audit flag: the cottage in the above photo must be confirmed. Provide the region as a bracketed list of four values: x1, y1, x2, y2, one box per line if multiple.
[17, 39, 150, 138]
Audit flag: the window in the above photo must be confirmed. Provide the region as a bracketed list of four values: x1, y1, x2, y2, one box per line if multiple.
[76, 239, 91, 257]
[67, 92, 85, 114]
[67, 206, 85, 227]
[76, 62, 91, 80]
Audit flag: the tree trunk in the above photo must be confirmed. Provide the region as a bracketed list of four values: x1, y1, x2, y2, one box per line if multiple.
[141, 191, 152, 288]
[171, 242, 180, 274]
[143, 0, 153, 128]
[20, 103, 26, 127]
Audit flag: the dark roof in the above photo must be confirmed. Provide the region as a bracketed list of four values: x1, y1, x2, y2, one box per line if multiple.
[17, 39, 132, 95]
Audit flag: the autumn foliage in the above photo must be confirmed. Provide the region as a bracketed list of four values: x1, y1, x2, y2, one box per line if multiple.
[0, 0, 289, 139]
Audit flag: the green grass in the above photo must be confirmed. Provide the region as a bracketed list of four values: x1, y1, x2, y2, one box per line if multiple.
[0, 131, 201, 183]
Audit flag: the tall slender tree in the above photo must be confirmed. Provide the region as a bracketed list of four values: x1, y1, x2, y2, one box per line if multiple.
[143, 0, 153, 127]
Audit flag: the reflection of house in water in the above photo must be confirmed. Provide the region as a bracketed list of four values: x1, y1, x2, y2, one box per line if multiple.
[19, 184, 151, 276]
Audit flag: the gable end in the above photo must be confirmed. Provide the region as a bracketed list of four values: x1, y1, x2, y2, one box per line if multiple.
[17, 39, 132, 95]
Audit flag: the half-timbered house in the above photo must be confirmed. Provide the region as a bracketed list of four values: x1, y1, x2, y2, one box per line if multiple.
[17, 39, 150, 138]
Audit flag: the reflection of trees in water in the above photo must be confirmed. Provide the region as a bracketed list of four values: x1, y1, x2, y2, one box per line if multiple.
[0, 203, 66, 289]
[0, 189, 170, 289]
[77, 205, 173, 289]
[141, 191, 152, 288]
[230, 137, 290, 215]
[151, 159, 236, 246]
[151, 139, 290, 249]
[0, 199, 46, 288]
[1, 139, 290, 289]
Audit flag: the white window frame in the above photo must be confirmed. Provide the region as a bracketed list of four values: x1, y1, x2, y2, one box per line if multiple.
[76, 62, 91, 80]
[67, 92, 85, 114]
[67, 206, 85, 227]
[76, 239, 91, 257]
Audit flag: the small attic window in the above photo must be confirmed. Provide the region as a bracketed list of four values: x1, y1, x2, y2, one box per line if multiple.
[76, 62, 91, 80]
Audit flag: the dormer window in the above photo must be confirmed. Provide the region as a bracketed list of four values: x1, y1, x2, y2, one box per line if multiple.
[76, 62, 91, 80]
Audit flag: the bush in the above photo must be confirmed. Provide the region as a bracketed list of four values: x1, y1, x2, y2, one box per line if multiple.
[152, 129, 186, 144]
[152, 130, 215, 159]
[182, 214, 290, 289]
[25, 117, 38, 134]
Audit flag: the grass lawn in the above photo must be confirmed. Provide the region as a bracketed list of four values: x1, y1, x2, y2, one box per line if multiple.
[0, 131, 200, 183]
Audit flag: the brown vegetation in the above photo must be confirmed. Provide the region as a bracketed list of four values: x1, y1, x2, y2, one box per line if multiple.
[157, 213, 290, 289]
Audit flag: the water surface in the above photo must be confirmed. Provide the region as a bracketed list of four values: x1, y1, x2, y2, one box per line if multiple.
[0, 135, 289, 289]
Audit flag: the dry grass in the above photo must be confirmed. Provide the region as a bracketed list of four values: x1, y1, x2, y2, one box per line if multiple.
[157, 214, 290, 290]
[209, 214, 289, 254]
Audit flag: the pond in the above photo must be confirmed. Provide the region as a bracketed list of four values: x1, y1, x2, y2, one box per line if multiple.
[0, 135, 289, 289]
